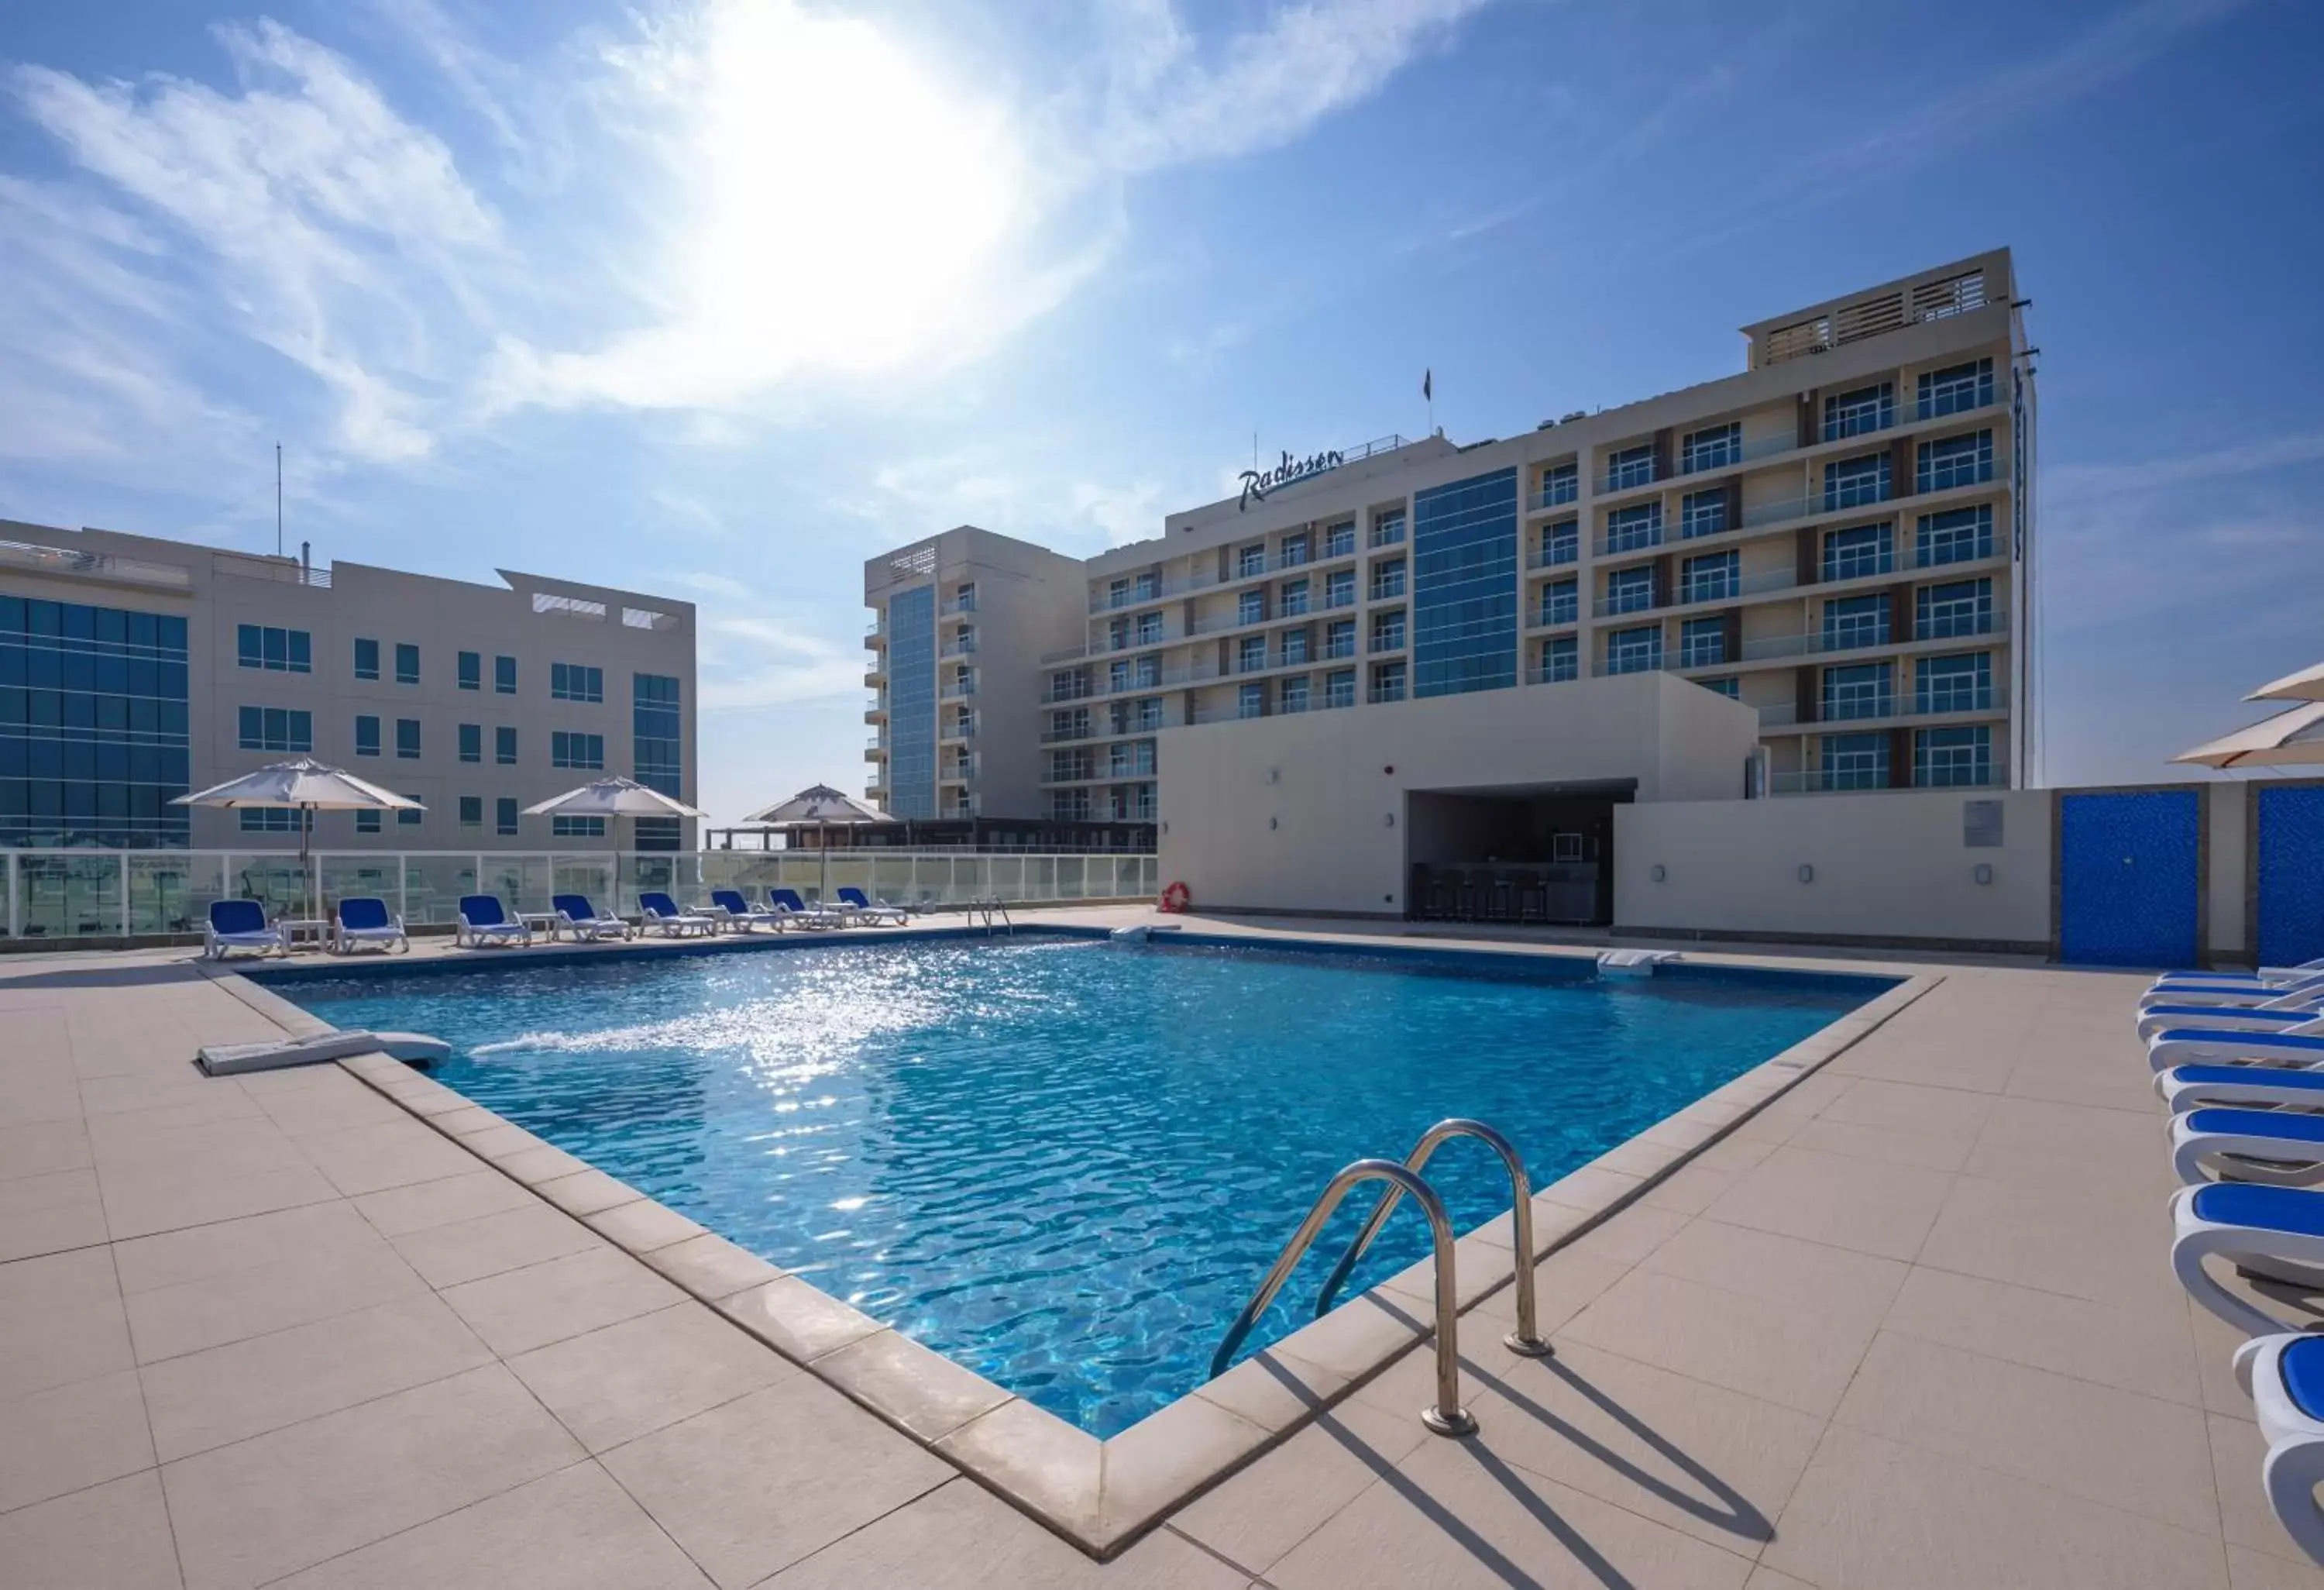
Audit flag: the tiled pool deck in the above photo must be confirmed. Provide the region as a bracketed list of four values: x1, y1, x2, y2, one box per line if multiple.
[0, 908, 2315, 1588]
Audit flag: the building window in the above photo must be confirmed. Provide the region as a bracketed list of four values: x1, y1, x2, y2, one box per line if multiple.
[1917, 652, 1992, 714]
[1134, 697, 1164, 731]
[1281, 629, 1310, 666]
[1679, 489, 1728, 539]
[634, 673, 682, 851]
[394, 643, 419, 686]
[1917, 358, 1994, 420]
[1824, 453, 1891, 511]
[496, 797, 519, 835]
[1606, 442, 1655, 490]
[1541, 579, 1578, 627]
[237, 625, 311, 673]
[356, 809, 380, 835]
[1325, 568, 1356, 608]
[1280, 532, 1310, 566]
[1915, 724, 1992, 787]
[1106, 617, 1131, 651]
[1917, 430, 1993, 494]
[1370, 659, 1407, 702]
[1107, 659, 1130, 693]
[458, 796, 483, 828]
[1604, 503, 1661, 552]
[1823, 661, 1893, 721]
[552, 814, 606, 838]
[1136, 611, 1163, 644]
[1822, 383, 1894, 442]
[1537, 462, 1577, 508]
[1700, 676, 1740, 699]
[397, 798, 421, 828]
[1823, 594, 1889, 651]
[1371, 510, 1407, 547]
[1540, 520, 1578, 566]
[551, 662, 604, 703]
[1325, 619, 1356, 659]
[1325, 669, 1356, 707]
[239, 807, 301, 832]
[1237, 635, 1266, 673]
[1607, 625, 1662, 674]
[1917, 504, 1994, 567]
[552, 731, 606, 769]
[1236, 543, 1266, 578]
[1370, 610, 1405, 651]
[395, 718, 421, 759]
[958, 580, 982, 609]
[1822, 522, 1893, 583]
[1821, 731, 1889, 790]
[1542, 635, 1578, 683]
[1280, 675, 1310, 713]
[495, 726, 517, 764]
[1680, 422, 1739, 473]
[1106, 576, 1129, 609]
[237, 706, 312, 753]
[457, 651, 481, 690]
[1237, 683, 1265, 719]
[0, 598, 194, 847]
[458, 723, 481, 763]
[354, 638, 380, 680]
[1325, 521, 1355, 558]
[494, 655, 517, 694]
[1679, 618, 1727, 668]
[1680, 550, 1738, 604]
[1917, 578, 1993, 640]
[1237, 590, 1266, 626]
[1370, 559, 1406, 601]
[354, 715, 381, 758]
[1280, 578, 1310, 617]
[1605, 566, 1655, 615]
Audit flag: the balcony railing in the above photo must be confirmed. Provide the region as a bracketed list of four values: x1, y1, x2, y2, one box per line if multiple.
[1369, 576, 1406, 601]
[1680, 430, 1797, 476]
[1323, 587, 1357, 609]
[1368, 632, 1407, 653]
[940, 595, 978, 617]
[939, 636, 978, 658]
[939, 680, 976, 700]
[1528, 477, 1580, 513]
[1597, 458, 1661, 494]
[1772, 752, 2009, 795]
[1758, 685, 1996, 730]
[1526, 662, 1579, 685]
[1733, 607, 2008, 662]
[1101, 627, 1174, 651]
[1592, 587, 1659, 620]
[1040, 682, 1095, 704]
[1594, 524, 1664, 558]
[1532, 604, 1580, 628]
[1040, 723, 1095, 745]
[1370, 521, 1407, 549]
[1528, 542, 1580, 570]
[1367, 683, 1407, 704]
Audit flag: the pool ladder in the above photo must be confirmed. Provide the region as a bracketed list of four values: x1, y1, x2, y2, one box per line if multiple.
[1208, 1119, 1549, 1437]
[968, 896, 1012, 934]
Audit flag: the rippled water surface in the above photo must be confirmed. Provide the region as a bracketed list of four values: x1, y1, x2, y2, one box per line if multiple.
[282, 935, 1883, 1434]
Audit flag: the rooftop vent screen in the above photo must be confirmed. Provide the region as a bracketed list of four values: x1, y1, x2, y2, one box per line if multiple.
[622, 606, 670, 630]
[1759, 315, 1831, 365]
[1833, 291, 1906, 347]
[532, 592, 607, 619]
[1912, 269, 1987, 323]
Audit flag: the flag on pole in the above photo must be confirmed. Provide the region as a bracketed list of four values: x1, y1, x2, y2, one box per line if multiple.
[1422, 369, 1432, 401]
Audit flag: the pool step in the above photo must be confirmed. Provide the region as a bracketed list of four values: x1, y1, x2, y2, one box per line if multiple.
[197, 1029, 452, 1076]
[1597, 949, 1681, 978]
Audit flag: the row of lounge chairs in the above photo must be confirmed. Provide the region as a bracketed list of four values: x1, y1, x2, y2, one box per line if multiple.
[2140, 954, 2324, 1563]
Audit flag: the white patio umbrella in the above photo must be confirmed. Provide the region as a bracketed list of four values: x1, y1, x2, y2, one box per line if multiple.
[174, 758, 422, 927]
[740, 783, 900, 902]
[523, 776, 708, 912]
[2172, 701, 2324, 770]
[2248, 661, 2324, 704]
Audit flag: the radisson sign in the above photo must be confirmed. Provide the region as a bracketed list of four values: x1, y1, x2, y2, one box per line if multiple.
[1238, 447, 1346, 511]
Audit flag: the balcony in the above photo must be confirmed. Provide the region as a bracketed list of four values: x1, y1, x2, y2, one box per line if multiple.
[862, 667, 885, 688]
[1597, 458, 1662, 495]
[939, 635, 978, 659]
[1732, 608, 2008, 663]
[1528, 477, 1580, 514]
[1591, 587, 1659, 621]
[1758, 686, 1998, 731]
[1526, 661, 1580, 685]
[1040, 721, 1096, 745]
[1594, 523, 1664, 559]
[1368, 631, 1407, 654]
[865, 734, 889, 754]
[939, 679, 976, 700]
[1323, 636, 1359, 660]
[865, 621, 887, 646]
[1528, 541, 1580, 570]
[1370, 521, 1407, 549]
[1679, 430, 1797, 477]
[1323, 587, 1357, 609]
[1367, 683, 1407, 704]
[1368, 576, 1407, 602]
[941, 594, 978, 617]
[1530, 603, 1580, 630]
[1772, 751, 2009, 795]
[1099, 662, 1220, 693]
[939, 715, 977, 742]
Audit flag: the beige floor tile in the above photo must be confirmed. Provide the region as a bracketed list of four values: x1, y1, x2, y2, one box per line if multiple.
[531, 1168, 644, 1218]
[1818, 1075, 1999, 1136]
[599, 1375, 950, 1588]
[350, 1168, 538, 1237]
[84, 1093, 269, 1148]
[812, 1327, 1013, 1442]
[0, 1471, 183, 1590]
[508, 1302, 793, 1453]
[1173, 1398, 1430, 1575]
[111, 1199, 372, 1296]
[270, 1461, 710, 1589]
[98, 1158, 342, 1241]
[1832, 1330, 2218, 1536]
[296, 1119, 491, 1198]
[2210, 1409, 2324, 1569]
[2231, 1544, 2324, 1589]
[1764, 1423, 2226, 1590]
[139, 1292, 494, 1461]
[1786, 1115, 1982, 1173]
[0, 1368, 155, 1513]
[1640, 1217, 1910, 1340]
[125, 1223, 427, 1364]
[1882, 1265, 2202, 1406]
[160, 1364, 582, 1590]
[1961, 1093, 2182, 1197]
[1467, 1243, 1634, 1340]
[1551, 1199, 1692, 1268]
[0, 1119, 92, 1183]
[0, 1167, 108, 1261]
[1744, 1568, 1819, 1590]
[0, 1245, 133, 1399]
[389, 1203, 604, 1288]
[1265, 1434, 1755, 1589]
[251, 1082, 414, 1139]
[441, 1245, 683, 1358]
[584, 1197, 707, 1254]
[1916, 1172, 2183, 1312]
[1702, 1145, 1954, 1261]
[1563, 1265, 1875, 1418]
[643, 1232, 786, 1301]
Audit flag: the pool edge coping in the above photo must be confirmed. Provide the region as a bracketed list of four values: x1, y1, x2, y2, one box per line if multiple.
[215, 935, 1941, 1562]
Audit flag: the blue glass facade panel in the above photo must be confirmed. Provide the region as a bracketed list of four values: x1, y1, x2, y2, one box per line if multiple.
[1411, 467, 1517, 700]
[633, 673, 683, 851]
[886, 585, 938, 818]
[0, 596, 191, 846]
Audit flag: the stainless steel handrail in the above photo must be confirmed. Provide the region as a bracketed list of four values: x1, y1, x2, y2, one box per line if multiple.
[1312, 1119, 1552, 1358]
[1208, 1158, 1477, 1437]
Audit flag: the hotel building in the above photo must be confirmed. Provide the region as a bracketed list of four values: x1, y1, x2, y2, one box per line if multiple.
[865, 250, 2033, 824]
[0, 521, 697, 851]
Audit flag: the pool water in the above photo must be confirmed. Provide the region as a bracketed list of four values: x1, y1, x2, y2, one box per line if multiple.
[281, 935, 1884, 1435]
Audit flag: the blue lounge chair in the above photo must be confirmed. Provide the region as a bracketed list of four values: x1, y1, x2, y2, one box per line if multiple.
[2154, 956, 2324, 991]
[204, 898, 284, 959]
[2137, 1002, 2324, 1042]
[2157, 1063, 2324, 1115]
[708, 889, 780, 932]
[837, 886, 909, 926]
[2231, 1334, 2324, 1568]
[2150, 1027, 2324, 1074]
[2171, 1108, 2324, 1189]
[456, 896, 531, 948]
[552, 893, 630, 942]
[2139, 975, 2324, 1016]
[638, 891, 714, 938]
[332, 897, 407, 954]
[767, 888, 841, 929]
[2170, 1182, 2324, 1335]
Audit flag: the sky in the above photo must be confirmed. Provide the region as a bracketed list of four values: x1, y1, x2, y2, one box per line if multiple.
[0, 0, 2318, 822]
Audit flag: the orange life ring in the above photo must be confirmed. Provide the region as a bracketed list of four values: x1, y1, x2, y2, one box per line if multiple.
[1159, 881, 1191, 914]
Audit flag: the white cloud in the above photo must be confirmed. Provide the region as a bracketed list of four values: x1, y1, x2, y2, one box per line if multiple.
[698, 614, 868, 711]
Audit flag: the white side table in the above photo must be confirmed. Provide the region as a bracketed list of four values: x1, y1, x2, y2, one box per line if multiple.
[278, 918, 330, 953]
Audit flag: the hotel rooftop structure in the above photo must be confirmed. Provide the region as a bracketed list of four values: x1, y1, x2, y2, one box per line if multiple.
[865, 249, 2033, 824]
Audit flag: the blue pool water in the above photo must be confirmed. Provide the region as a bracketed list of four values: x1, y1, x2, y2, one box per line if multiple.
[279, 935, 1884, 1435]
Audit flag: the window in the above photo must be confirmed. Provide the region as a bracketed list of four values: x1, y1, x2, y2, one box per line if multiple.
[1541, 579, 1578, 627]
[496, 797, 519, 836]
[1823, 594, 1889, 651]
[1370, 510, 1407, 547]
[551, 662, 604, 703]
[1917, 577, 1993, 640]
[1135, 697, 1164, 731]
[458, 796, 482, 828]
[961, 580, 985, 608]
[1822, 522, 1893, 583]
[1107, 659, 1130, 693]
[394, 643, 419, 685]
[457, 723, 481, 763]
[1679, 618, 1727, 668]
[495, 726, 517, 764]
[236, 625, 311, 673]
[354, 715, 380, 758]
[395, 718, 421, 759]
[1680, 422, 1739, 473]
[1325, 521, 1355, 558]
[1237, 590, 1265, 625]
[1823, 662, 1893, 721]
[1370, 659, 1407, 702]
[1237, 683, 1265, 719]
[1915, 724, 1992, 787]
[1681, 550, 1738, 604]
[1107, 577, 1129, 609]
[1917, 504, 1994, 567]
[1605, 566, 1655, 615]
[457, 651, 480, 690]
[1130, 573, 1155, 602]
[1606, 442, 1655, 490]
[1108, 618, 1129, 651]
[1824, 453, 1891, 511]
[552, 814, 606, 838]
[1542, 635, 1578, 683]
[1237, 635, 1266, 672]
[1281, 629, 1310, 666]
[397, 797, 421, 828]
[1236, 544, 1266, 578]
[1540, 520, 1578, 566]
[237, 706, 312, 752]
[493, 655, 517, 694]
[1917, 430, 1993, 494]
[1325, 669, 1356, 707]
[1821, 731, 1889, 790]
[239, 807, 300, 832]
[1280, 675, 1311, 713]
[552, 731, 606, 769]
[1325, 619, 1356, 659]
[1370, 611, 1405, 651]
[354, 638, 380, 680]
[1917, 652, 1992, 714]
[1537, 462, 1578, 508]
[1607, 625, 1662, 674]
[1281, 532, 1310, 567]
[1700, 676, 1740, 699]
[1604, 503, 1661, 552]
[1370, 559, 1406, 601]
[356, 809, 380, 835]
[1822, 383, 1894, 442]
[1679, 489, 1728, 539]
[1917, 358, 1993, 420]
[1325, 569, 1356, 608]
[1280, 578, 1310, 617]
[0, 597, 193, 848]
[1136, 611, 1163, 644]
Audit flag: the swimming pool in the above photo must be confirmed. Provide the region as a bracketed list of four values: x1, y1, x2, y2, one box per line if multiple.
[278, 934, 1887, 1435]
